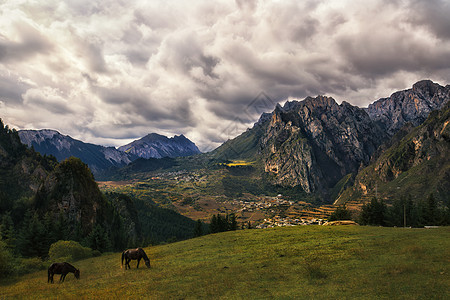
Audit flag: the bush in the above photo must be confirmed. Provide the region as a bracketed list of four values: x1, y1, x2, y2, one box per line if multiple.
[48, 240, 92, 262]
[0, 240, 14, 278]
[14, 257, 46, 275]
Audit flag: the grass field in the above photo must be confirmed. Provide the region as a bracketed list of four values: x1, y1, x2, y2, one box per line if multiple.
[1, 226, 449, 299]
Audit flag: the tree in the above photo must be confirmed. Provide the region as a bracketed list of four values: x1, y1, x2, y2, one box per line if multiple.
[194, 219, 203, 237]
[17, 210, 47, 257]
[0, 240, 14, 278]
[0, 213, 16, 251]
[210, 215, 218, 233]
[328, 205, 352, 221]
[424, 193, 439, 225]
[84, 225, 112, 253]
[359, 197, 387, 226]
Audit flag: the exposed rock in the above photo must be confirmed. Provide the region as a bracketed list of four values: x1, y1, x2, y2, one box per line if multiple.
[262, 96, 386, 192]
[366, 80, 450, 135]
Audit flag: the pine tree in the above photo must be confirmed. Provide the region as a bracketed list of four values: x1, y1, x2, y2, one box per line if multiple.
[0, 213, 16, 251]
[194, 219, 203, 237]
[84, 225, 112, 253]
[210, 215, 218, 233]
[17, 211, 47, 257]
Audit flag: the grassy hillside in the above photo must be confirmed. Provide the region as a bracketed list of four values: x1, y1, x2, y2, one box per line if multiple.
[1, 226, 449, 299]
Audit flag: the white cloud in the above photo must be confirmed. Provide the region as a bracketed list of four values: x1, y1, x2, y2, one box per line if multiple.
[0, 0, 449, 151]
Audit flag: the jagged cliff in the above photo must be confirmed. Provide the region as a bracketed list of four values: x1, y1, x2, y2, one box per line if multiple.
[262, 96, 386, 193]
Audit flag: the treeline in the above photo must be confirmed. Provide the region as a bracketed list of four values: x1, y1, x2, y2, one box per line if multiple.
[331, 194, 450, 227]
[209, 213, 238, 233]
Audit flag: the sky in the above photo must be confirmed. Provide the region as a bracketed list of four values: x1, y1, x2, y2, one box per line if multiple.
[1, 0, 450, 152]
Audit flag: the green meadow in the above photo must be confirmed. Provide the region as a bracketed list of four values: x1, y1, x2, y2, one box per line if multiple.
[1, 226, 449, 299]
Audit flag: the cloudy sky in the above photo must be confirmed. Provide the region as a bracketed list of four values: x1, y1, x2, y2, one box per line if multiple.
[1, 0, 450, 151]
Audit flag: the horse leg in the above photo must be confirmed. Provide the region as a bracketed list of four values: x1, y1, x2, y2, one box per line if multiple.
[61, 273, 67, 283]
[137, 258, 141, 269]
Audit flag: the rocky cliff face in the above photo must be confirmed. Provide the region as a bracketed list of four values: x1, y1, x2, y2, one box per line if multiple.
[34, 157, 107, 234]
[262, 96, 386, 192]
[18, 129, 136, 176]
[366, 80, 450, 135]
[118, 133, 201, 159]
[336, 101, 450, 204]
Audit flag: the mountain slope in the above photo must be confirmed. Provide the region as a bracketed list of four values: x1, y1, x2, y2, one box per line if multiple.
[0, 120, 57, 213]
[118, 133, 201, 159]
[18, 130, 137, 176]
[336, 101, 450, 205]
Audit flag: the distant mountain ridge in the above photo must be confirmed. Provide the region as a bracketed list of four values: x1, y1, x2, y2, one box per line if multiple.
[118, 133, 201, 159]
[18, 129, 137, 176]
[18, 130, 201, 177]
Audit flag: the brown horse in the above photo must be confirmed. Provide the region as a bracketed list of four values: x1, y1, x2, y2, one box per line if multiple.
[121, 247, 150, 269]
[48, 262, 80, 283]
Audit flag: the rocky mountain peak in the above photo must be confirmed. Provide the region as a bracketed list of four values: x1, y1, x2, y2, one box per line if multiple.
[262, 95, 386, 193]
[366, 80, 450, 135]
[118, 133, 201, 159]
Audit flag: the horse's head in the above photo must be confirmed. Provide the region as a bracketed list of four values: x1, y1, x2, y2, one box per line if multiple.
[145, 260, 151, 268]
[75, 269, 80, 279]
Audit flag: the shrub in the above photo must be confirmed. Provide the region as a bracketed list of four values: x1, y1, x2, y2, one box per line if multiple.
[15, 257, 46, 275]
[48, 240, 92, 262]
[0, 240, 14, 278]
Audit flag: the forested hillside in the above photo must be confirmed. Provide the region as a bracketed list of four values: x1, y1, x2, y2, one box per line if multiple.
[0, 119, 197, 270]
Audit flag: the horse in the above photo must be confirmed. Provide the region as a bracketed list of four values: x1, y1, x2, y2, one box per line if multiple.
[121, 247, 151, 269]
[48, 262, 80, 283]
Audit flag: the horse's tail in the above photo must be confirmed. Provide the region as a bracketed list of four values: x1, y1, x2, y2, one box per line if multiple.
[121, 251, 124, 269]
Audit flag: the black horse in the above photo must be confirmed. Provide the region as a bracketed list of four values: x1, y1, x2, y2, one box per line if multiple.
[121, 247, 151, 269]
[48, 262, 80, 283]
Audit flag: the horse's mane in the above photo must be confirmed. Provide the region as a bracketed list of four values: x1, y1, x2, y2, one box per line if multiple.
[138, 248, 149, 261]
[64, 262, 77, 271]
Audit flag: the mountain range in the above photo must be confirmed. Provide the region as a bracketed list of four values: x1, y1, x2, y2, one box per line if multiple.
[11, 79, 450, 206]
[18, 130, 201, 177]
[209, 79, 450, 203]
[118, 133, 201, 159]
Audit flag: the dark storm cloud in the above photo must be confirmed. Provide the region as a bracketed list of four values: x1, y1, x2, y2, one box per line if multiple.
[0, 22, 52, 63]
[0, 73, 30, 103]
[408, 0, 450, 39]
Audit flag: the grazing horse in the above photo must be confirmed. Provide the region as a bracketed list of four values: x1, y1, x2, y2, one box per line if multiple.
[48, 262, 80, 283]
[121, 247, 151, 269]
